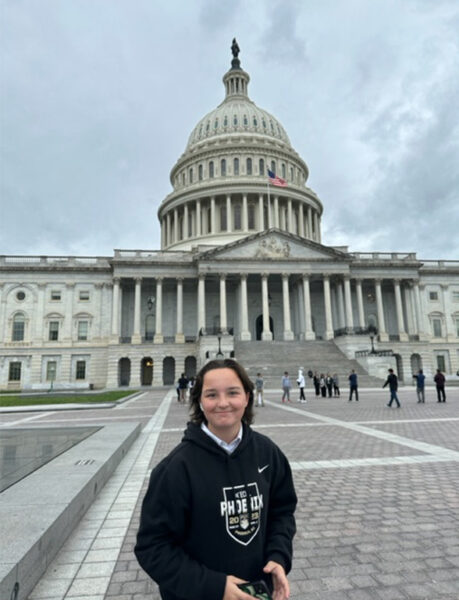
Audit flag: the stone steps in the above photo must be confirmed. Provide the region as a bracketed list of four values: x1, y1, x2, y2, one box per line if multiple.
[234, 340, 385, 388]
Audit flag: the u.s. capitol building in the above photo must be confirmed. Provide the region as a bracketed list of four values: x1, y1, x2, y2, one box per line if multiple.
[1, 44, 458, 390]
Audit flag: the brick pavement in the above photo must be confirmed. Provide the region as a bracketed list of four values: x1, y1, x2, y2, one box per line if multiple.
[20, 386, 459, 599]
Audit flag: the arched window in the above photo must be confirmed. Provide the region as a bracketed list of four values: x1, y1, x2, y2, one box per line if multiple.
[259, 158, 265, 176]
[233, 158, 239, 175]
[281, 163, 286, 178]
[221, 159, 226, 176]
[271, 161, 276, 173]
[233, 115, 238, 126]
[246, 158, 252, 175]
[253, 116, 258, 127]
[243, 115, 248, 126]
[189, 168, 193, 183]
[209, 161, 214, 178]
[223, 116, 228, 127]
[12, 313, 25, 341]
[290, 167, 294, 181]
[198, 164, 203, 181]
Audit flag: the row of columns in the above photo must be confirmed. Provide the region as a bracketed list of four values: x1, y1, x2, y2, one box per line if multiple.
[161, 194, 320, 247]
[110, 275, 432, 343]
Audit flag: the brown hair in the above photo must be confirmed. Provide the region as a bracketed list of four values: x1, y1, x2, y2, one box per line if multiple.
[189, 359, 254, 426]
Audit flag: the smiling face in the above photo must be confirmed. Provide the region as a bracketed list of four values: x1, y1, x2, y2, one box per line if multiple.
[200, 367, 249, 443]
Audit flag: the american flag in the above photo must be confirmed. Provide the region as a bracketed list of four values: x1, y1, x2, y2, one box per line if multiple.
[267, 169, 287, 187]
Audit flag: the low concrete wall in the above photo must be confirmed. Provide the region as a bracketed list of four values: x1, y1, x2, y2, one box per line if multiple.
[0, 422, 141, 600]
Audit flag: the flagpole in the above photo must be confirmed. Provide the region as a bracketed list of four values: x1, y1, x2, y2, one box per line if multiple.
[267, 171, 270, 227]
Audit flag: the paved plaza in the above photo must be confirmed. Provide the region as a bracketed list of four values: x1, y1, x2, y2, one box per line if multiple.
[2, 385, 459, 600]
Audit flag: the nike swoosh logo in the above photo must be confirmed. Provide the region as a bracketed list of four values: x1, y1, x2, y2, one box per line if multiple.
[258, 464, 269, 473]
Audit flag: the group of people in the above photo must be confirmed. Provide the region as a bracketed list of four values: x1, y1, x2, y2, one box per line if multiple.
[312, 372, 340, 398]
[176, 373, 195, 403]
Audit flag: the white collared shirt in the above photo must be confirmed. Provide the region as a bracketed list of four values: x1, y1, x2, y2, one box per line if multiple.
[201, 422, 243, 454]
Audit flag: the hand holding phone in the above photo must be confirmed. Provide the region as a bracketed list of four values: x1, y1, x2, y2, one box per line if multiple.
[237, 580, 272, 600]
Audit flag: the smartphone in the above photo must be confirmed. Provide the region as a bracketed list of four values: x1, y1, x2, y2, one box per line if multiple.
[237, 580, 272, 599]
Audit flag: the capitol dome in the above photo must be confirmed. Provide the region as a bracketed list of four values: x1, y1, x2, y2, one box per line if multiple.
[158, 42, 323, 251]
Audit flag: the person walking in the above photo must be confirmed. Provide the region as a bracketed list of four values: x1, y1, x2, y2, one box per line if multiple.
[135, 358, 297, 600]
[412, 369, 425, 403]
[332, 373, 340, 397]
[281, 371, 291, 403]
[296, 368, 306, 403]
[348, 370, 359, 401]
[434, 369, 446, 402]
[383, 368, 401, 407]
[255, 372, 265, 407]
[325, 373, 333, 397]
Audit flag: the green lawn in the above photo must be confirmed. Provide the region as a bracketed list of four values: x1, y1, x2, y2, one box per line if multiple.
[0, 390, 137, 408]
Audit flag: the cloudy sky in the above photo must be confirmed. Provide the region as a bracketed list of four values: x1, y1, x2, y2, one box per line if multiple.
[1, 0, 458, 259]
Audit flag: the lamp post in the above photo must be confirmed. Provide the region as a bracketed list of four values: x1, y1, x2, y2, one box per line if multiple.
[216, 335, 224, 358]
[147, 296, 155, 312]
[368, 324, 378, 354]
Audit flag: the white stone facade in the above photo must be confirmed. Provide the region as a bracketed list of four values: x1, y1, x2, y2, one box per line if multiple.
[1, 49, 458, 390]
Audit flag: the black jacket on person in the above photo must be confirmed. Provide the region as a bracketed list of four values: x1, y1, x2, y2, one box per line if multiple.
[383, 373, 398, 391]
[135, 422, 297, 600]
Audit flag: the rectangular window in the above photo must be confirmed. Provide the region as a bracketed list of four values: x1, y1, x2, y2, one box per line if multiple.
[8, 361, 21, 381]
[453, 291, 459, 302]
[12, 320, 25, 342]
[79, 290, 90, 301]
[432, 319, 442, 337]
[429, 291, 438, 301]
[436, 355, 446, 372]
[220, 206, 227, 232]
[46, 361, 57, 381]
[77, 321, 89, 341]
[234, 205, 241, 230]
[49, 321, 59, 341]
[248, 205, 255, 229]
[51, 290, 61, 301]
[76, 360, 86, 380]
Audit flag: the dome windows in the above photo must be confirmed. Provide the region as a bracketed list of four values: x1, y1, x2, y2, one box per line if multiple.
[198, 164, 203, 181]
[259, 158, 265, 176]
[271, 161, 276, 173]
[206, 121, 210, 133]
[262, 119, 267, 130]
[246, 158, 252, 175]
[221, 159, 227, 176]
[253, 116, 257, 127]
[243, 115, 248, 126]
[233, 158, 239, 175]
[281, 163, 286, 178]
[209, 161, 214, 178]
[224, 116, 228, 127]
[214, 118, 219, 129]
[189, 168, 193, 183]
[233, 115, 238, 126]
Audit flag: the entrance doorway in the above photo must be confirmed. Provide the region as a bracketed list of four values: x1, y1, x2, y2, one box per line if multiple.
[185, 356, 197, 378]
[255, 315, 274, 340]
[141, 357, 153, 385]
[163, 356, 175, 385]
[119, 358, 131, 386]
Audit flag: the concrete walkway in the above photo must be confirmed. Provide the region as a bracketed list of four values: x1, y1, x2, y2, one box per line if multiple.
[2, 386, 459, 600]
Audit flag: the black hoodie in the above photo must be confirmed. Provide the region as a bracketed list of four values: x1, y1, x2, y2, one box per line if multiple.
[135, 421, 297, 600]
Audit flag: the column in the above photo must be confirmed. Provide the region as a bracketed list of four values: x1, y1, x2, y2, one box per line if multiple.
[299, 203, 305, 237]
[242, 193, 248, 231]
[110, 278, 120, 341]
[240, 275, 251, 340]
[267, 196, 273, 228]
[355, 279, 365, 329]
[154, 278, 163, 344]
[323, 276, 334, 340]
[307, 206, 312, 239]
[219, 274, 227, 334]
[314, 212, 320, 242]
[375, 279, 388, 341]
[226, 194, 232, 232]
[210, 196, 216, 234]
[258, 194, 264, 231]
[287, 198, 293, 232]
[175, 278, 185, 343]
[183, 204, 189, 240]
[337, 281, 345, 329]
[394, 280, 408, 341]
[344, 276, 354, 330]
[282, 273, 294, 340]
[160, 218, 165, 248]
[414, 282, 427, 339]
[0, 284, 5, 344]
[440, 284, 452, 339]
[197, 274, 206, 334]
[166, 212, 171, 246]
[302, 275, 315, 340]
[196, 199, 201, 237]
[132, 277, 142, 344]
[261, 273, 272, 341]
[404, 284, 416, 335]
[274, 196, 279, 228]
[95, 283, 104, 340]
[34, 284, 46, 343]
[173, 208, 178, 243]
